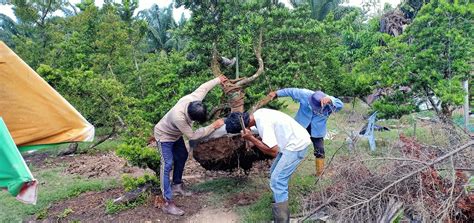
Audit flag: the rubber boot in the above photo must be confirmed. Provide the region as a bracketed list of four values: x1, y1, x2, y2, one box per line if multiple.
[162, 200, 185, 216]
[172, 183, 193, 196]
[272, 201, 289, 223]
[315, 158, 325, 177]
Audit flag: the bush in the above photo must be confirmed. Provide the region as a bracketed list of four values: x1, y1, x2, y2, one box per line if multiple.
[122, 174, 159, 192]
[116, 140, 161, 175]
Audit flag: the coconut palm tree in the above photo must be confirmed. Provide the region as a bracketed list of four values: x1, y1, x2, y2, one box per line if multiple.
[138, 4, 182, 53]
[290, 0, 343, 20]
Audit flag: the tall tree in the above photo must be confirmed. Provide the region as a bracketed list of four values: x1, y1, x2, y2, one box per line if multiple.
[356, 0, 473, 120]
[138, 4, 180, 52]
[291, 0, 343, 20]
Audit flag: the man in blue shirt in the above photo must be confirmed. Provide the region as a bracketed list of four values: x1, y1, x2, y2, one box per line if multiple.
[268, 88, 343, 176]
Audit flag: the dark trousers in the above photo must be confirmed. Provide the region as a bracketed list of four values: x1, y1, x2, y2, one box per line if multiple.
[158, 137, 188, 201]
[306, 125, 325, 158]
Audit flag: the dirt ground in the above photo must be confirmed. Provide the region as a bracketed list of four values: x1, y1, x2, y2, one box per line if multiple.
[184, 151, 272, 184]
[25, 151, 147, 178]
[36, 188, 217, 223]
[23, 152, 260, 222]
[64, 152, 146, 178]
[185, 208, 239, 223]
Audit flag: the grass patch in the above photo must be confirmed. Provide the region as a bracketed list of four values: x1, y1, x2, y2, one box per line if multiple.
[78, 138, 123, 154]
[0, 166, 118, 222]
[238, 192, 273, 222]
[192, 178, 244, 195]
[191, 178, 252, 206]
[104, 193, 148, 215]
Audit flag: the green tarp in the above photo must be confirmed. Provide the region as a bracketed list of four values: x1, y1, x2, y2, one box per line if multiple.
[0, 117, 34, 196]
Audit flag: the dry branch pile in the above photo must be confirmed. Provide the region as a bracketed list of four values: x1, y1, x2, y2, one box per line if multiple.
[302, 129, 473, 222]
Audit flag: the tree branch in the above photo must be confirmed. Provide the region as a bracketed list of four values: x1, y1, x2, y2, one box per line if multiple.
[211, 44, 224, 77]
[88, 126, 117, 150]
[236, 30, 264, 86]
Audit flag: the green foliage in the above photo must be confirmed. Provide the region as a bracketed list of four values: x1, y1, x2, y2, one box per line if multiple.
[116, 141, 160, 175]
[138, 3, 187, 52]
[353, 0, 473, 119]
[466, 176, 474, 193]
[291, 0, 344, 20]
[372, 99, 418, 119]
[122, 174, 159, 192]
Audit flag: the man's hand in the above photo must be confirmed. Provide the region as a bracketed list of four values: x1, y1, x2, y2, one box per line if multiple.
[218, 75, 228, 84]
[212, 118, 225, 129]
[241, 128, 253, 140]
[267, 91, 277, 100]
[320, 96, 332, 107]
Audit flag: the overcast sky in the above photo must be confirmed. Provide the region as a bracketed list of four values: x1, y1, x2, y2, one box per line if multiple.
[0, 0, 401, 21]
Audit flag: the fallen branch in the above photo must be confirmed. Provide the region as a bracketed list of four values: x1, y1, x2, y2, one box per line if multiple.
[113, 183, 151, 205]
[88, 127, 117, 150]
[354, 157, 430, 166]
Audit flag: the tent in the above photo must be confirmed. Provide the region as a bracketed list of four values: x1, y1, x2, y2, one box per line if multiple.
[0, 41, 94, 204]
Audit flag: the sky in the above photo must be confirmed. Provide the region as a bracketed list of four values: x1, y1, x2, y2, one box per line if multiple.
[0, 0, 401, 22]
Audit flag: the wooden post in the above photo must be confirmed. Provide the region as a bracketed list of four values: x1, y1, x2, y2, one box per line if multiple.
[463, 80, 469, 130]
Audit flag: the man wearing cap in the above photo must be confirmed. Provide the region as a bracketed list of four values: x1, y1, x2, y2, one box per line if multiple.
[225, 109, 311, 222]
[268, 89, 343, 176]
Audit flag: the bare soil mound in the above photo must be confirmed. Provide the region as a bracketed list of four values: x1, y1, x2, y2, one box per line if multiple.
[193, 135, 273, 171]
[65, 152, 144, 178]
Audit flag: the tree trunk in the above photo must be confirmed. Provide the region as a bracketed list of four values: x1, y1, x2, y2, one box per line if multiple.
[192, 31, 272, 171]
[440, 103, 452, 123]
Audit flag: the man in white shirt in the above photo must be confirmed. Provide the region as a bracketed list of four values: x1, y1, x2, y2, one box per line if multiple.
[225, 109, 311, 223]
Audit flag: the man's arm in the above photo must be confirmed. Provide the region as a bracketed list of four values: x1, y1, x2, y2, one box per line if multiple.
[320, 94, 344, 112]
[241, 129, 278, 158]
[189, 76, 227, 101]
[329, 96, 344, 112]
[176, 118, 224, 141]
[274, 88, 312, 103]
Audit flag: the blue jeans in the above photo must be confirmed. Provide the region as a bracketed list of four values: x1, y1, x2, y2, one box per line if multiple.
[158, 137, 188, 201]
[270, 147, 308, 203]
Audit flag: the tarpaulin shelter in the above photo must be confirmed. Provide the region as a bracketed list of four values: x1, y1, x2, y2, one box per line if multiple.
[0, 41, 94, 204]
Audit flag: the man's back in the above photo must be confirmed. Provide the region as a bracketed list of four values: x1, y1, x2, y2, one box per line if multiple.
[154, 78, 221, 142]
[253, 108, 311, 152]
